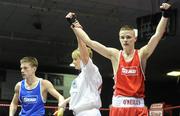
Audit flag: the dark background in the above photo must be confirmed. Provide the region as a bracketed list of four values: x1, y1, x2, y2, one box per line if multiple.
[0, 0, 180, 115]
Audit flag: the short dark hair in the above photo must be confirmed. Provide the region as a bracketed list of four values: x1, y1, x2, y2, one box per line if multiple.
[120, 25, 134, 31]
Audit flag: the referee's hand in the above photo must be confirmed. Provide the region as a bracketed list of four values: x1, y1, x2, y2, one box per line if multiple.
[53, 108, 64, 116]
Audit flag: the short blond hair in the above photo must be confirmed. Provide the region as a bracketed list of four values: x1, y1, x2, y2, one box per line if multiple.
[72, 47, 93, 59]
[20, 56, 38, 67]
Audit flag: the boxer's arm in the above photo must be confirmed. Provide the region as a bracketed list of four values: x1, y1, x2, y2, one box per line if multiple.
[140, 3, 171, 60]
[65, 12, 119, 60]
[43, 79, 65, 112]
[9, 82, 20, 116]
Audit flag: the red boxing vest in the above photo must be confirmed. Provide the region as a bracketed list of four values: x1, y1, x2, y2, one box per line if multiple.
[114, 50, 145, 98]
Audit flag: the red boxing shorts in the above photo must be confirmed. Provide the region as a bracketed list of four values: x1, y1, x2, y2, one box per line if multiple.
[110, 106, 148, 116]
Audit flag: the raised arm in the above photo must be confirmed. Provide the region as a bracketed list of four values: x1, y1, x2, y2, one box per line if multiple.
[9, 82, 20, 116]
[77, 37, 89, 64]
[140, 3, 171, 59]
[65, 12, 119, 60]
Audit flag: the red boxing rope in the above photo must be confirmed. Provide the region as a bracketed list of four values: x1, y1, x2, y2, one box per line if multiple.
[1, 103, 180, 111]
[0, 103, 109, 110]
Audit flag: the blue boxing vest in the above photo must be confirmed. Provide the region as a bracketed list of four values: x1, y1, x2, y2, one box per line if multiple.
[19, 79, 45, 116]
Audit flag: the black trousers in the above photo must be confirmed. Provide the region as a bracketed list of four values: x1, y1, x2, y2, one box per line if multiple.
[63, 109, 74, 116]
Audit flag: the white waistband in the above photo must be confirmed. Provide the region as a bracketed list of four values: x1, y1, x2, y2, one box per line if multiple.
[112, 96, 145, 107]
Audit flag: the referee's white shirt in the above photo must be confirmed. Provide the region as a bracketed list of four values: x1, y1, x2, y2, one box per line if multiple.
[69, 58, 102, 113]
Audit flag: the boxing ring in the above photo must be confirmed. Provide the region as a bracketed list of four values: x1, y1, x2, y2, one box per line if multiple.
[0, 103, 109, 115]
[0, 102, 179, 116]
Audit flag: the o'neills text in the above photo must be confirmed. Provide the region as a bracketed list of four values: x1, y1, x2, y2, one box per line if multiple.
[123, 99, 140, 105]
